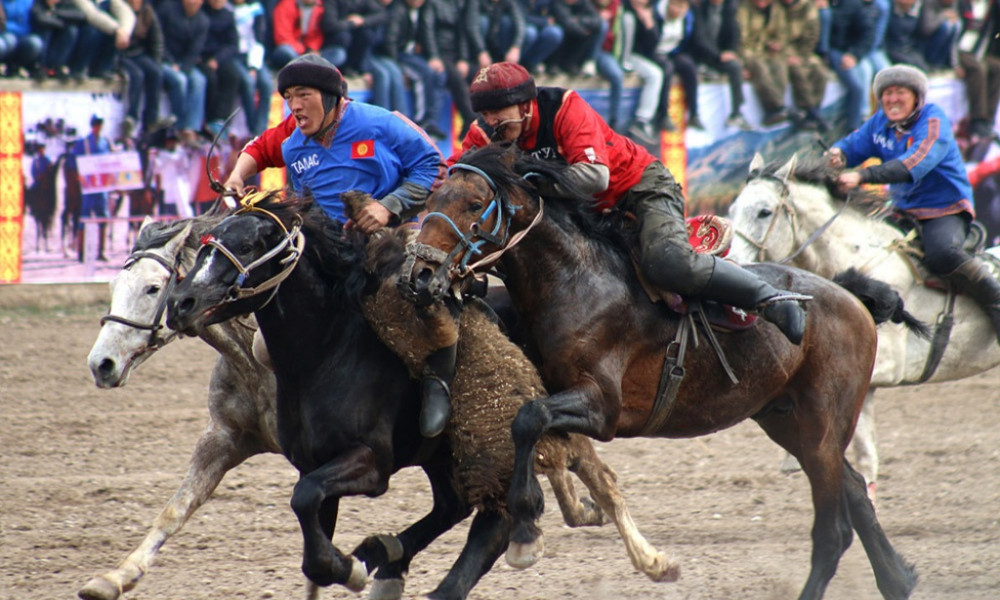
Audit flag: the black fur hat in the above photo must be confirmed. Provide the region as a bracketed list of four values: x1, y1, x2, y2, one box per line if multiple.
[277, 54, 347, 98]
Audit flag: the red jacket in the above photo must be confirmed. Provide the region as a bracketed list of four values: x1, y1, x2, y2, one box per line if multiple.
[272, 0, 325, 55]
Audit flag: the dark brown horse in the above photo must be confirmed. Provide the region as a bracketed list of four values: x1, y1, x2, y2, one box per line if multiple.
[402, 145, 917, 600]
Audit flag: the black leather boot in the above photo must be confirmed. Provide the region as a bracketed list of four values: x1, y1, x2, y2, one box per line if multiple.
[701, 258, 807, 345]
[945, 257, 1000, 345]
[420, 342, 457, 437]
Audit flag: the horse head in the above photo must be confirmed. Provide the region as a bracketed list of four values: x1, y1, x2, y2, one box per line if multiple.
[402, 145, 546, 306]
[167, 190, 306, 335]
[88, 218, 195, 388]
[728, 153, 803, 264]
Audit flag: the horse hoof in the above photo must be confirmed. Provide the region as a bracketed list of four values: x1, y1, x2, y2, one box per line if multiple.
[649, 555, 681, 583]
[505, 535, 545, 569]
[345, 559, 369, 593]
[77, 575, 122, 600]
[368, 577, 404, 600]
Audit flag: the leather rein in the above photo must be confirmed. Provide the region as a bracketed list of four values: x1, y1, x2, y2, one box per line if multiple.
[100, 249, 183, 353]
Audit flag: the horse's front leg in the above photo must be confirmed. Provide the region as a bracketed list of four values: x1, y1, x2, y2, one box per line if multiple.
[78, 424, 267, 600]
[507, 380, 618, 569]
[292, 445, 386, 590]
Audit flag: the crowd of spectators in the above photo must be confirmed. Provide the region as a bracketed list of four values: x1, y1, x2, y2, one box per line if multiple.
[4, 0, 1000, 149]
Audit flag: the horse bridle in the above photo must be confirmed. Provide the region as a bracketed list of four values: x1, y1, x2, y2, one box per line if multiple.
[100, 250, 183, 352]
[198, 202, 305, 303]
[402, 164, 543, 284]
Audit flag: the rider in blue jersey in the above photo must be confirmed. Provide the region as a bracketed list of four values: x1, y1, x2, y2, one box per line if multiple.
[829, 64, 1000, 343]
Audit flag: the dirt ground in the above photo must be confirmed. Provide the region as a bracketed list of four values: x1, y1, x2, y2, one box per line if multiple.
[1, 301, 998, 600]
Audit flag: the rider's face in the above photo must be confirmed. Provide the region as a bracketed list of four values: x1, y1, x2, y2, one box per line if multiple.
[880, 85, 917, 123]
[479, 104, 525, 142]
[284, 85, 331, 137]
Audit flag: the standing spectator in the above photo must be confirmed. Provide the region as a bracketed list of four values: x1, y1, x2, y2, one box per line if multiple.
[159, 0, 208, 145]
[429, 0, 479, 136]
[65, 0, 135, 81]
[738, 0, 792, 126]
[477, 0, 526, 65]
[687, 0, 748, 129]
[200, 0, 243, 135]
[70, 114, 113, 261]
[270, 0, 340, 69]
[151, 127, 196, 217]
[920, 0, 963, 69]
[382, 0, 447, 138]
[29, 0, 84, 80]
[886, 0, 930, 70]
[961, 0, 1000, 142]
[864, 0, 891, 74]
[827, 0, 875, 133]
[550, 0, 603, 76]
[780, 0, 830, 131]
[118, 0, 164, 134]
[2, 0, 43, 77]
[232, 0, 274, 135]
[519, 0, 563, 71]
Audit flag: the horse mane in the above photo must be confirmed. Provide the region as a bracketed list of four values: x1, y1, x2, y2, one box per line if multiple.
[455, 145, 634, 257]
[755, 155, 890, 216]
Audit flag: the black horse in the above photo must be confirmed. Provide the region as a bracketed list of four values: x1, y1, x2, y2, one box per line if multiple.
[403, 145, 919, 600]
[165, 194, 512, 599]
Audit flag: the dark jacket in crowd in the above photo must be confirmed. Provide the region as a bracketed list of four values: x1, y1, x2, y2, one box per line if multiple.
[201, 2, 239, 66]
[687, 0, 739, 65]
[157, 0, 208, 71]
[122, 0, 162, 62]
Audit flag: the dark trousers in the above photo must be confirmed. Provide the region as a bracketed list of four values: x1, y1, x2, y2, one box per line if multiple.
[960, 52, 1000, 126]
[743, 54, 787, 114]
[788, 56, 828, 110]
[920, 213, 972, 276]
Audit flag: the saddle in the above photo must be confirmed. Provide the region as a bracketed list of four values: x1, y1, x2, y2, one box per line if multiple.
[633, 214, 758, 332]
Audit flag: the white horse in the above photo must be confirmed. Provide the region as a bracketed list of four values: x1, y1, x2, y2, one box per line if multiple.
[81, 215, 668, 600]
[727, 153, 1000, 498]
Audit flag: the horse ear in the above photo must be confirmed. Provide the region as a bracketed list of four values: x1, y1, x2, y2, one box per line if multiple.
[749, 153, 765, 175]
[165, 221, 193, 258]
[775, 153, 798, 184]
[139, 216, 155, 232]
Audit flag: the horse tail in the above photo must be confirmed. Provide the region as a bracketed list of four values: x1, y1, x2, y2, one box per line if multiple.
[833, 268, 932, 340]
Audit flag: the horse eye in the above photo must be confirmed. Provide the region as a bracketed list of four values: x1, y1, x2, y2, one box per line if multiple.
[758, 208, 773, 219]
[146, 285, 160, 295]
[469, 202, 483, 212]
[239, 243, 254, 255]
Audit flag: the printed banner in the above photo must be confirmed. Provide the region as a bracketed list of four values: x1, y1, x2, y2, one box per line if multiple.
[77, 151, 144, 194]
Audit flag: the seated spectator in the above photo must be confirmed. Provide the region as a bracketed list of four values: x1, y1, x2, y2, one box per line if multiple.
[361, 0, 407, 112]
[232, 0, 274, 135]
[886, 0, 929, 70]
[477, 0, 526, 65]
[118, 0, 164, 134]
[613, 0, 664, 141]
[158, 0, 208, 145]
[550, 0, 603, 76]
[826, 0, 875, 133]
[864, 0, 891, 73]
[959, 0, 1000, 143]
[65, 0, 135, 81]
[270, 0, 340, 69]
[780, 0, 830, 131]
[519, 0, 563, 71]
[920, 0, 962, 69]
[688, 0, 748, 130]
[30, 0, 84, 80]
[320, 0, 385, 76]
[738, 0, 792, 126]
[630, 0, 699, 132]
[200, 0, 244, 135]
[381, 0, 447, 138]
[2, 0, 44, 77]
[429, 0, 479, 136]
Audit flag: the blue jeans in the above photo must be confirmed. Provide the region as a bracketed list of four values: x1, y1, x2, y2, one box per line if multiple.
[4, 33, 44, 69]
[161, 64, 207, 131]
[922, 22, 961, 68]
[236, 61, 274, 136]
[595, 51, 624, 128]
[830, 54, 872, 131]
[398, 52, 445, 124]
[120, 54, 162, 128]
[522, 20, 564, 71]
[367, 55, 407, 113]
[270, 45, 347, 70]
[68, 25, 115, 76]
[39, 25, 79, 70]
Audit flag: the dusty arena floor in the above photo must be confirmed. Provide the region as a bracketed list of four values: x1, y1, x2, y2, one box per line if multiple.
[1, 302, 998, 600]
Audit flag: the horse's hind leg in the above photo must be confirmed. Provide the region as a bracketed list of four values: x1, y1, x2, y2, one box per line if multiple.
[354, 461, 473, 600]
[544, 461, 605, 527]
[425, 508, 511, 600]
[563, 435, 680, 582]
[842, 459, 917, 599]
[78, 425, 268, 600]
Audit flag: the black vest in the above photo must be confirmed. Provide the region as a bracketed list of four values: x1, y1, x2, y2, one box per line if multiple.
[477, 87, 570, 166]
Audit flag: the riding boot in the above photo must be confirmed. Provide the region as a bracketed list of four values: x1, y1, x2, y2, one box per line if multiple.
[945, 257, 1000, 345]
[701, 258, 807, 345]
[420, 342, 457, 438]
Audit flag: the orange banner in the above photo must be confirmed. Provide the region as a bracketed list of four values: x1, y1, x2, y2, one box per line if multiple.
[0, 91, 22, 283]
[260, 92, 286, 192]
[661, 83, 688, 210]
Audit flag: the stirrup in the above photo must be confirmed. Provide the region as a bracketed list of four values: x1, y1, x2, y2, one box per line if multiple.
[756, 292, 813, 309]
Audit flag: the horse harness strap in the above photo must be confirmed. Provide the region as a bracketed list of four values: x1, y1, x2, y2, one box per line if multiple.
[917, 284, 957, 384]
[100, 250, 182, 350]
[778, 196, 851, 265]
